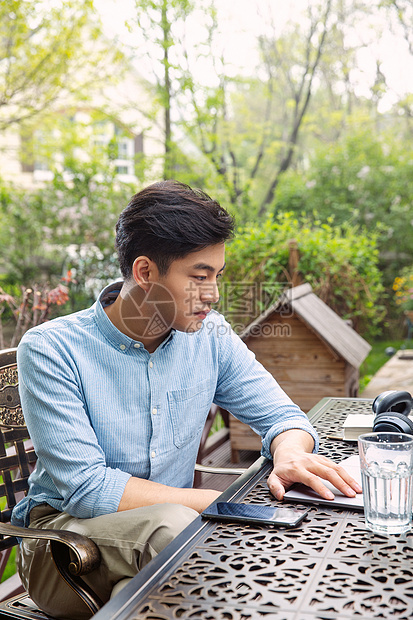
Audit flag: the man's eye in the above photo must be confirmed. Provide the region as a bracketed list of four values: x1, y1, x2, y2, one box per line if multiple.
[194, 276, 206, 281]
[216, 273, 223, 279]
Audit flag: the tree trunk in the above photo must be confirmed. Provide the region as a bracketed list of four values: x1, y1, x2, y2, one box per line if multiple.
[162, 2, 172, 179]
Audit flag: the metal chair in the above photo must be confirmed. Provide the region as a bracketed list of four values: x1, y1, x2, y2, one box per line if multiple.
[0, 348, 103, 619]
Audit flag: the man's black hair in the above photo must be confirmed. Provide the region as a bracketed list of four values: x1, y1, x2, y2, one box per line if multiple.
[115, 180, 235, 279]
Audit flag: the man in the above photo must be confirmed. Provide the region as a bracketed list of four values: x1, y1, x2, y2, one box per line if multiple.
[13, 180, 361, 619]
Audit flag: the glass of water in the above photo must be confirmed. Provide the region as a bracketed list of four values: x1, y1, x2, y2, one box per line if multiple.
[358, 432, 413, 535]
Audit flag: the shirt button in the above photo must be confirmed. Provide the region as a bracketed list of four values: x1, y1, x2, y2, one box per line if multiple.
[134, 343, 140, 348]
[120, 344, 126, 350]
[152, 408, 157, 415]
[149, 361, 153, 368]
[151, 451, 156, 458]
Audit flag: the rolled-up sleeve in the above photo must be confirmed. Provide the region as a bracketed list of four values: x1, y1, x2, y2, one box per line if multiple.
[212, 316, 319, 459]
[17, 333, 131, 519]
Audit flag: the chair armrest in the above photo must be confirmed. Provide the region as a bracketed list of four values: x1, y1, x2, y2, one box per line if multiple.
[194, 464, 247, 475]
[0, 523, 100, 575]
[0, 522, 102, 614]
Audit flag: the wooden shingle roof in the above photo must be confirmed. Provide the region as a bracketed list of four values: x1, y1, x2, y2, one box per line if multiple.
[240, 282, 371, 369]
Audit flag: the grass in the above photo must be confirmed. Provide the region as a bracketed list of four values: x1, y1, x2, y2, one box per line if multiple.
[1, 547, 16, 583]
[0, 493, 17, 583]
[359, 338, 406, 393]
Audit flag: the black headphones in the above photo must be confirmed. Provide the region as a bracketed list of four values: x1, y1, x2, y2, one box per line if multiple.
[372, 390, 413, 434]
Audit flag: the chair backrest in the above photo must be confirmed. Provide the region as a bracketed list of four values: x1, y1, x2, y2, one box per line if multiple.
[0, 348, 36, 533]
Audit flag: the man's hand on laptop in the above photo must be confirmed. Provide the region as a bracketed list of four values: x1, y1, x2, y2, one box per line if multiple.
[268, 429, 362, 501]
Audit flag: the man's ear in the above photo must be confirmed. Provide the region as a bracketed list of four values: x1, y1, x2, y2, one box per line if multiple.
[131, 256, 152, 292]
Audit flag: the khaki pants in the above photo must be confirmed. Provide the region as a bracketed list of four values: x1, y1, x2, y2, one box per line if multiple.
[18, 503, 198, 620]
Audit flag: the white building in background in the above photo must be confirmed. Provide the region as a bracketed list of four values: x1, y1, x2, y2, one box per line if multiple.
[0, 65, 163, 189]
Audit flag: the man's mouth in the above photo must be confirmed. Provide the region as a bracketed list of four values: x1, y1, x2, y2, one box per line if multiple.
[193, 309, 210, 320]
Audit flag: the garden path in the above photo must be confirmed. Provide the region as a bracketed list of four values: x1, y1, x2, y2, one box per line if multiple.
[360, 349, 413, 399]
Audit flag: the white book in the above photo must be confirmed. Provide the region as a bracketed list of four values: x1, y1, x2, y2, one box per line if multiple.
[342, 414, 374, 441]
[341, 413, 413, 440]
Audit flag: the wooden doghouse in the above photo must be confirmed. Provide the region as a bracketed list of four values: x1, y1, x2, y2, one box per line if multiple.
[229, 282, 371, 461]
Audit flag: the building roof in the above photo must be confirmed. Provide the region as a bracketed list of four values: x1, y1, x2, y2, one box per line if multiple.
[239, 282, 371, 369]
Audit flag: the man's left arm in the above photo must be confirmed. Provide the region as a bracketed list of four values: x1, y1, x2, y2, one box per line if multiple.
[211, 313, 361, 500]
[268, 429, 362, 500]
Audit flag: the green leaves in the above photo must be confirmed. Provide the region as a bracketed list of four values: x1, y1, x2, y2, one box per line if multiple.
[274, 128, 413, 288]
[0, 0, 121, 130]
[220, 212, 385, 338]
[0, 159, 133, 302]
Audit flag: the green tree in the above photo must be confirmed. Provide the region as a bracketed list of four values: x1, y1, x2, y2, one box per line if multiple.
[0, 0, 121, 131]
[180, 0, 336, 220]
[220, 213, 385, 338]
[132, 0, 197, 179]
[0, 158, 134, 308]
[181, 0, 388, 221]
[256, 0, 333, 215]
[127, 0, 410, 226]
[129, 1, 338, 218]
[274, 128, 413, 282]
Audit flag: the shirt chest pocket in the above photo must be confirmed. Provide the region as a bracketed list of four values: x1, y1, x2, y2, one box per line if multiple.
[167, 380, 213, 449]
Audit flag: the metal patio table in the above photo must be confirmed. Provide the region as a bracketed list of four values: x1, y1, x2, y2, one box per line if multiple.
[92, 397, 413, 620]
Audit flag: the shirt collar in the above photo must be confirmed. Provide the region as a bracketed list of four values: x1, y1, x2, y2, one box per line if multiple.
[94, 281, 176, 351]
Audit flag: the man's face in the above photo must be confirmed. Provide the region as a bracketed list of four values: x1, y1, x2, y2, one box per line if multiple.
[155, 243, 226, 333]
[115, 243, 225, 343]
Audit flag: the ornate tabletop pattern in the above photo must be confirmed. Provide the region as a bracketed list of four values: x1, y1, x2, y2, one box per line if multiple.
[106, 398, 413, 620]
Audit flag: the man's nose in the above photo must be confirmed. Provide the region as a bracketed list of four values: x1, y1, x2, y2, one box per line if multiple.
[201, 282, 219, 304]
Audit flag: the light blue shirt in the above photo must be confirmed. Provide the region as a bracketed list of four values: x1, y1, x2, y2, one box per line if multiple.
[12, 282, 318, 527]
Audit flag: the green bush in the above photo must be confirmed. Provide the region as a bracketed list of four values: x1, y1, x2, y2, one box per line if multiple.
[274, 129, 413, 285]
[219, 213, 385, 339]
